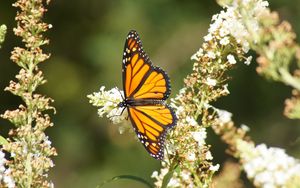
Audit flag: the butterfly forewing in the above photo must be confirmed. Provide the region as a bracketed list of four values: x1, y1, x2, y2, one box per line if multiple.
[121, 30, 177, 160]
[122, 30, 171, 100]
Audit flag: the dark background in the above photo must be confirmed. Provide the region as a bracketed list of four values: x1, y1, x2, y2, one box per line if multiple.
[0, 0, 300, 187]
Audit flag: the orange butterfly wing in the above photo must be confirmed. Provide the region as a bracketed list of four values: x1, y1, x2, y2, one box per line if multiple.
[122, 31, 171, 100]
[128, 105, 176, 159]
[122, 30, 177, 160]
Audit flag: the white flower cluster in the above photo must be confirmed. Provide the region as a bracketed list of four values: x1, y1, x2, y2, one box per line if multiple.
[151, 165, 184, 188]
[191, 0, 269, 66]
[0, 151, 15, 188]
[151, 165, 208, 188]
[191, 127, 207, 148]
[237, 140, 300, 188]
[87, 86, 127, 124]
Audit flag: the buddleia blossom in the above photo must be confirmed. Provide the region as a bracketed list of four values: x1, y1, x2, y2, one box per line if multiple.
[213, 106, 300, 187]
[150, 0, 268, 186]
[0, 1, 57, 187]
[237, 140, 300, 188]
[87, 86, 127, 124]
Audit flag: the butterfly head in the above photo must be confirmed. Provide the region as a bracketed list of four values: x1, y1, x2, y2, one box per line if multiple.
[118, 101, 127, 108]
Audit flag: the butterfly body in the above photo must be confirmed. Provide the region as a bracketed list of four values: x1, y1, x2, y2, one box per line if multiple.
[119, 99, 165, 107]
[120, 30, 177, 160]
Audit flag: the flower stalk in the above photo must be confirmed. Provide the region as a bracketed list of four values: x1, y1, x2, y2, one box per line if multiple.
[1, 0, 57, 187]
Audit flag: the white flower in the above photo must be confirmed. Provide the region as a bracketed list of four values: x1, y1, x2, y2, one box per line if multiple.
[216, 109, 232, 123]
[227, 54, 237, 64]
[241, 124, 250, 132]
[187, 152, 196, 161]
[186, 116, 198, 126]
[237, 140, 300, 187]
[191, 128, 207, 147]
[181, 170, 191, 181]
[3, 175, 15, 188]
[254, 0, 269, 16]
[221, 84, 230, 95]
[206, 77, 217, 86]
[204, 33, 213, 41]
[151, 171, 158, 178]
[219, 27, 230, 37]
[88, 87, 127, 124]
[191, 53, 199, 61]
[242, 0, 251, 4]
[207, 51, 216, 59]
[0, 151, 15, 188]
[107, 107, 128, 124]
[209, 164, 220, 172]
[168, 178, 181, 187]
[242, 41, 250, 53]
[191, 48, 204, 61]
[244, 56, 252, 65]
[206, 151, 213, 160]
[219, 37, 230, 45]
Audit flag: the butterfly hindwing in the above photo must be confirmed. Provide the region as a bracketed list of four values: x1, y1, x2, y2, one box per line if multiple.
[127, 105, 176, 160]
[122, 30, 171, 100]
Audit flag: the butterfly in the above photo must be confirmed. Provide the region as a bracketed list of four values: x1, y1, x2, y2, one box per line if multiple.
[118, 30, 177, 160]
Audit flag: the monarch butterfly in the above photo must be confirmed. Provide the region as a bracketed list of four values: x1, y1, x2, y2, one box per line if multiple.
[118, 30, 177, 160]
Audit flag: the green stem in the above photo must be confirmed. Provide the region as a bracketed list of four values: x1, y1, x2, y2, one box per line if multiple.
[279, 68, 300, 91]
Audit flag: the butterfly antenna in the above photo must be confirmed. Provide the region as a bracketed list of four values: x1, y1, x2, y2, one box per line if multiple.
[118, 89, 125, 100]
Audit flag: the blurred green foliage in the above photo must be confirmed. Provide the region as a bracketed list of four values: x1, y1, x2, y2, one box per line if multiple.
[0, 0, 300, 187]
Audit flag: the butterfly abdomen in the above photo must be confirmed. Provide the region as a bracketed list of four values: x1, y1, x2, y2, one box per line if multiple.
[126, 99, 165, 106]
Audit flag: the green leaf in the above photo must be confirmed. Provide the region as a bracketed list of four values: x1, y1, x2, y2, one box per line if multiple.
[0, 135, 8, 146]
[98, 175, 153, 188]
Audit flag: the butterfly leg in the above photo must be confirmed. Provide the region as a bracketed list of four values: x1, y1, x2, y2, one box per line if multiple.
[107, 106, 127, 120]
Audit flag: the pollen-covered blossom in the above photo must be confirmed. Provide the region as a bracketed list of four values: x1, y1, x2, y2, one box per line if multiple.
[87, 86, 127, 124]
[237, 140, 300, 188]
